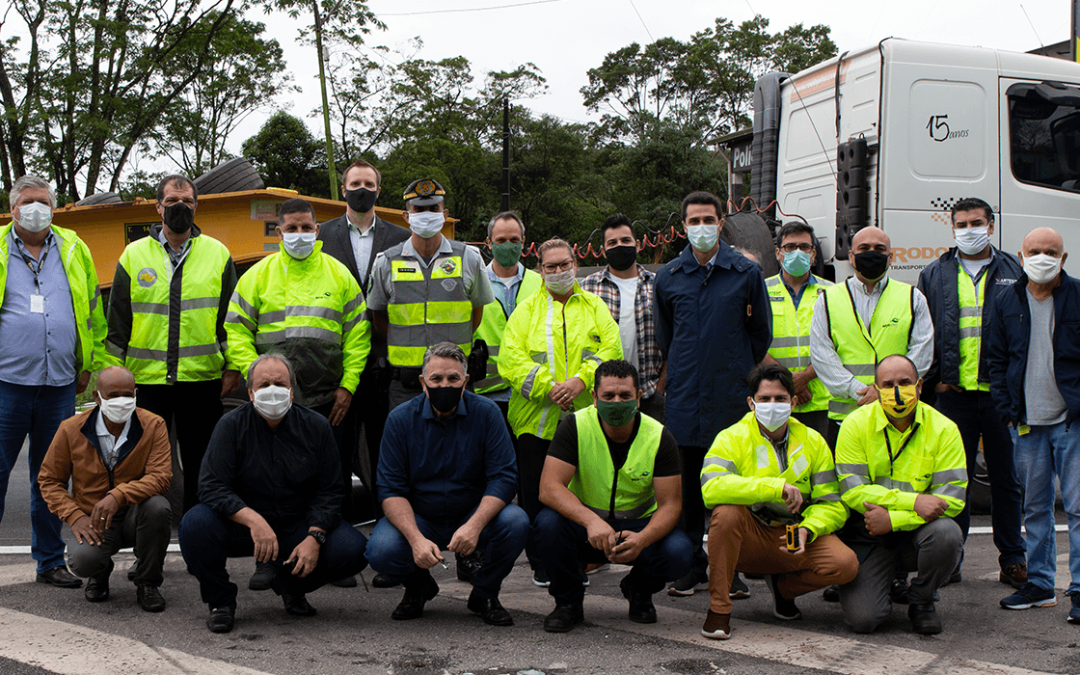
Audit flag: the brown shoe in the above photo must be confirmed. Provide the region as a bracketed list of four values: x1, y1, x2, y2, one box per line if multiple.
[700, 610, 732, 640]
[1000, 562, 1028, 590]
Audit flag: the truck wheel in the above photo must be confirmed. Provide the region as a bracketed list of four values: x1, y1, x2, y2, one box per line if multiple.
[77, 192, 123, 206]
[193, 158, 264, 195]
[720, 211, 779, 277]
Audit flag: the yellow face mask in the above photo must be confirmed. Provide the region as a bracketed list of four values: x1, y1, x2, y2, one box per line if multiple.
[877, 383, 919, 419]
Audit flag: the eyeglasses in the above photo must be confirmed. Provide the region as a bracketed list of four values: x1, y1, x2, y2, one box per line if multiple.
[780, 243, 814, 253]
[541, 259, 574, 274]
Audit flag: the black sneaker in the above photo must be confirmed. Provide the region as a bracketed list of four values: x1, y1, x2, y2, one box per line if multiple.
[532, 568, 550, 587]
[1068, 591, 1080, 624]
[729, 572, 751, 599]
[765, 574, 801, 620]
[620, 575, 657, 624]
[543, 604, 585, 633]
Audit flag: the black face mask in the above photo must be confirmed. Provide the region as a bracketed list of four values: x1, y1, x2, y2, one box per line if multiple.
[345, 187, 377, 214]
[605, 244, 638, 272]
[853, 250, 889, 282]
[163, 203, 194, 234]
[427, 385, 463, 415]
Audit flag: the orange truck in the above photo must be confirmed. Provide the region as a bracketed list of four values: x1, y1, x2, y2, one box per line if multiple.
[0, 187, 453, 288]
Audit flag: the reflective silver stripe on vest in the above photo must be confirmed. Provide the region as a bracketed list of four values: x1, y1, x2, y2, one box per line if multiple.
[931, 468, 968, 484]
[581, 348, 601, 365]
[487, 344, 500, 357]
[959, 306, 981, 318]
[702, 456, 738, 472]
[584, 498, 656, 520]
[343, 315, 364, 333]
[180, 297, 220, 311]
[844, 363, 876, 377]
[775, 356, 805, 369]
[131, 302, 168, 316]
[770, 336, 808, 349]
[129, 341, 216, 360]
[959, 326, 981, 339]
[127, 346, 168, 361]
[836, 463, 868, 475]
[259, 310, 287, 325]
[255, 326, 341, 346]
[813, 493, 841, 502]
[521, 366, 542, 398]
[179, 343, 222, 358]
[480, 376, 504, 389]
[105, 340, 126, 358]
[89, 288, 100, 311]
[829, 399, 859, 416]
[931, 484, 966, 500]
[839, 475, 868, 491]
[287, 305, 343, 322]
[232, 292, 257, 317]
[342, 295, 364, 316]
[766, 277, 782, 287]
[874, 476, 916, 492]
[386, 322, 473, 347]
[810, 469, 837, 484]
[225, 311, 256, 332]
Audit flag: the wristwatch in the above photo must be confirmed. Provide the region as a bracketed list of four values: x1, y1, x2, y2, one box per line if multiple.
[306, 530, 327, 546]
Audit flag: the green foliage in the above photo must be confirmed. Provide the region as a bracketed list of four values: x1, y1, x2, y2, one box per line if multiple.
[242, 111, 329, 197]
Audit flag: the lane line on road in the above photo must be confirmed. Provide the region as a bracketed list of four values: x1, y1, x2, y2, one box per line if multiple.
[0, 607, 274, 675]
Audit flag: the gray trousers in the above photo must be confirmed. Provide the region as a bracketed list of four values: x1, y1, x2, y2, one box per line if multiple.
[838, 518, 963, 634]
[66, 495, 172, 587]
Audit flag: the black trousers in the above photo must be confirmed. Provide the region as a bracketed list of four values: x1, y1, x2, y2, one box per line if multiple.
[310, 398, 358, 523]
[137, 380, 223, 515]
[515, 433, 550, 570]
[356, 367, 390, 518]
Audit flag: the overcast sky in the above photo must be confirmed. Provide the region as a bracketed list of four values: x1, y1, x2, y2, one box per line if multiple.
[257, 0, 1069, 142]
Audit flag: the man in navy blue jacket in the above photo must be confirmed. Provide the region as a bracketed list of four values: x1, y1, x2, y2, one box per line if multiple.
[917, 197, 1026, 588]
[366, 342, 528, 627]
[653, 191, 772, 596]
[988, 226, 1080, 622]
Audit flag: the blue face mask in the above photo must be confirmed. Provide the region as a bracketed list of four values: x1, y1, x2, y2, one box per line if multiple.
[782, 249, 812, 277]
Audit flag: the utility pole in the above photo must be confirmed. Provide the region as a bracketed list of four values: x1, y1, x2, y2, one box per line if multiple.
[502, 98, 510, 212]
[313, 0, 338, 199]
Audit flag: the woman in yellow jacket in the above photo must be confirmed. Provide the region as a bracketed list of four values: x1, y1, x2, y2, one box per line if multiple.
[499, 238, 621, 584]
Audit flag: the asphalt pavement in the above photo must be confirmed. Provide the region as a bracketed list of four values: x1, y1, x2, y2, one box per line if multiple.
[1, 442, 1079, 675]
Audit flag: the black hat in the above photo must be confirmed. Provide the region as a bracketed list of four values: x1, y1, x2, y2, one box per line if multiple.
[403, 178, 446, 207]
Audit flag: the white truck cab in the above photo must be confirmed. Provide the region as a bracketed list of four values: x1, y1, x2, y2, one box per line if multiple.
[760, 38, 1080, 283]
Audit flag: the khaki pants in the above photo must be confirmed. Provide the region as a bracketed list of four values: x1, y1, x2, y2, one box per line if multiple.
[708, 504, 858, 614]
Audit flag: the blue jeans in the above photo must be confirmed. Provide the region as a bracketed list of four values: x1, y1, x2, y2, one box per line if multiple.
[936, 389, 1025, 567]
[1010, 422, 1080, 593]
[366, 504, 529, 599]
[178, 504, 368, 610]
[534, 507, 693, 607]
[0, 380, 75, 573]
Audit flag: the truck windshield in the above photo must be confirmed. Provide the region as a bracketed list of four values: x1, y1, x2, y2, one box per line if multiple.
[1008, 81, 1080, 193]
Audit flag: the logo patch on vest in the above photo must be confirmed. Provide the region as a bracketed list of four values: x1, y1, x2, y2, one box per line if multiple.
[441, 279, 458, 292]
[438, 258, 458, 276]
[137, 268, 157, 288]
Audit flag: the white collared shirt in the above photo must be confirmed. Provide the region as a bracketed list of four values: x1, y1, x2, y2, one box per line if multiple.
[347, 213, 377, 284]
[95, 409, 132, 470]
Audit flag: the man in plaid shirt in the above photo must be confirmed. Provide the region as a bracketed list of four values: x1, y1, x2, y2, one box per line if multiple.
[581, 214, 666, 422]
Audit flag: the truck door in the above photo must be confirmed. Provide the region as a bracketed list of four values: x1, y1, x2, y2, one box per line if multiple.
[1000, 79, 1080, 269]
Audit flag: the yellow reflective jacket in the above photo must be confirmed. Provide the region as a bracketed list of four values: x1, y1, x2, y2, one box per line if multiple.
[835, 401, 967, 532]
[701, 411, 847, 539]
[499, 282, 621, 440]
[225, 243, 370, 406]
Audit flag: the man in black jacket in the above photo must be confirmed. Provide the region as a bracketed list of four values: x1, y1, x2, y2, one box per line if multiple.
[988, 226, 1080, 621]
[317, 159, 410, 524]
[917, 197, 1026, 590]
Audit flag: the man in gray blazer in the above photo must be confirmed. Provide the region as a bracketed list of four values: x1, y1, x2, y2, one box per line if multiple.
[318, 159, 409, 530]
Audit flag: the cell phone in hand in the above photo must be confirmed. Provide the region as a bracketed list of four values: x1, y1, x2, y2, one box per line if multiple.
[785, 524, 799, 552]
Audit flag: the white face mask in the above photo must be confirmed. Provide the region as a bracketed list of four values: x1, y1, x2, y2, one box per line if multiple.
[954, 226, 990, 256]
[17, 202, 52, 233]
[753, 401, 791, 432]
[544, 268, 576, 295]
[408, 211, 445, 239]
[253, 385, 292, 420]
[686, 224, 719, 253]
[1024, 253, 1061, 285]
[99, 395, 136, 424]
[281, 232, 317, 259]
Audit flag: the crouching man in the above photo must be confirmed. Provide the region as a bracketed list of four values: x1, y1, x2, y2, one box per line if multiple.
[38, 366, 172, 612]
[836, 354, 966, 634]
[535, 359, 692, 633]
[700, 363, 857, 640]
[179, 354, 368, 633]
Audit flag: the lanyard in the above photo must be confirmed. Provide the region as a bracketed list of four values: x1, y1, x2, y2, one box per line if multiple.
[883, 421, 920, 471]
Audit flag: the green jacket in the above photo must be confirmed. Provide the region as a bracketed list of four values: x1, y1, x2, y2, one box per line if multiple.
[701, 411, 847, 540]
[225, 243, 370, 407]
[0, 224, 110, 373]
[835, 401, 967, 532]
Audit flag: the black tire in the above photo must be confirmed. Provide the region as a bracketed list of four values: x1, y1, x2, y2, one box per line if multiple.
[193, 157, 264, 195]
[721, 211, 780, 277]
[77, 191, 122, 206]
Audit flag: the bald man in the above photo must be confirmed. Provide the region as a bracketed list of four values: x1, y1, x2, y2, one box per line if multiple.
[809, 227, 934, 447]
[989, 227, 1080, 621]
[38, 366, 172, 611]
[834, 354, 965, 634]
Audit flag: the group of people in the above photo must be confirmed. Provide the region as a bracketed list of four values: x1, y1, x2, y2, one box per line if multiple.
[1, 165, 1075, 641]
